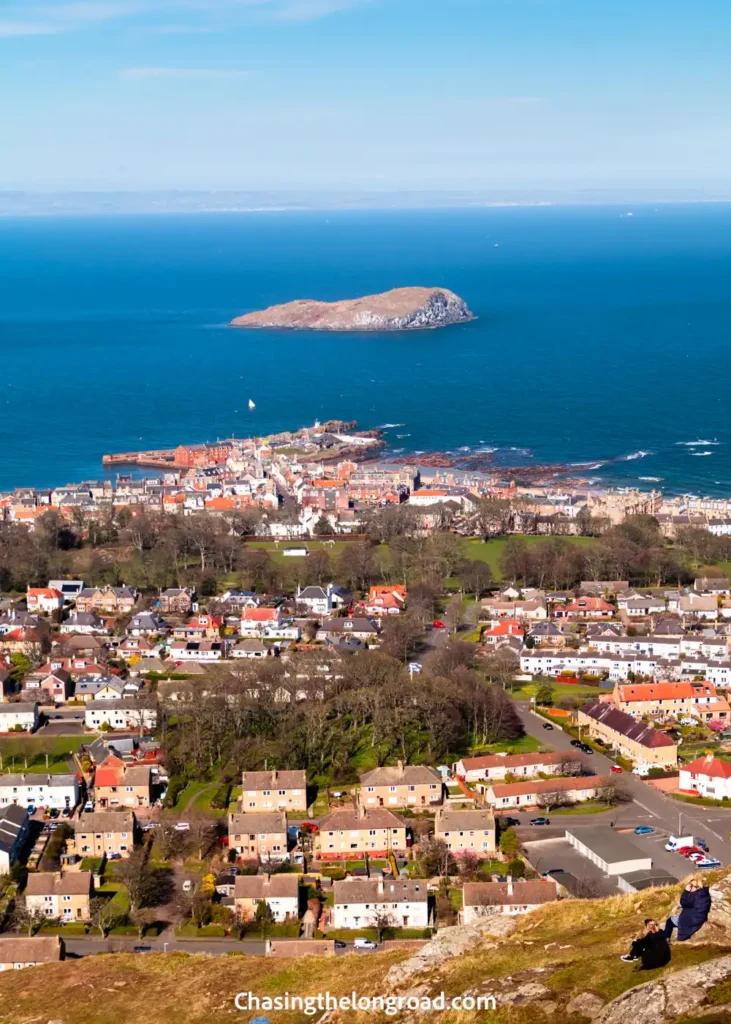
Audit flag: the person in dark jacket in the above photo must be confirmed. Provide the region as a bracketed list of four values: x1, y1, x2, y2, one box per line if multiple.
[621, 919, 671, 969]
[664, 880, 712, 941]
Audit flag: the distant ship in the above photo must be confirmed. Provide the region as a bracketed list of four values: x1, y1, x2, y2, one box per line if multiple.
[248, 399, 256, 410]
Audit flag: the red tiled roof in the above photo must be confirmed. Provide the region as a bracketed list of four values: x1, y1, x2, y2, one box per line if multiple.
[241, 608, 279, 621]
[682, 755, 731, 780]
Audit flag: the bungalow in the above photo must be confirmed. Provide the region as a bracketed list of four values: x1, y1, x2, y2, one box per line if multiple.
[25, 871, 92, 922]
[679, 594, 719, 622]
[169, 640, 227, 661]
[0, 935, 65, 971]
[462, 879, 557, 923]
[359, 762, 443, 808]
[481, 599, 548, 622]
[0, 703, 38, 733]
[219, 590, 259, 609]
[331, 877, 429, 931]
[228, 811, 288, 861]
[240, 607, 283, 637]
[314, 807, 407, 860]
[679, 754, 731, 800]
[434, 808, 496, 855]
[482, 620, 523, 646]
[126, 612, 169, 637]
[580, 581, 629, 597]
[26, 588, 64, 616]
[452, 750, 572, 784]
[318, 618, 379, 643]
[555, 597, 615, 620]
[618, 595, 666, 618]
[232, 640, 271, 659]
[527, 621, 565, 647]
[59, 612, 108, 635]
[0, 773, 79, 812]
[483, 774, 616, 810]
[234, 874, 300, 922]
[695, 576, 731, 597]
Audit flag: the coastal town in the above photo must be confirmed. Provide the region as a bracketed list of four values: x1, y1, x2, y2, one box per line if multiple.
[0, 421, 729, 973]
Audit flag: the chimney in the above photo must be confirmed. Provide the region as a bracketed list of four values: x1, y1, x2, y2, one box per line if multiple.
[377, 879, 384, 896]
[358, 801, 366, 820]
[507, 874, 513, 897]
[397, 759, 403, 774]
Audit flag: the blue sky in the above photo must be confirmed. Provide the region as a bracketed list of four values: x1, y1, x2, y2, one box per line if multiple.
[1, 0, 730, 191]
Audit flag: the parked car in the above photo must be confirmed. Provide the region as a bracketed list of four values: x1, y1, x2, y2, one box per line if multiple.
[500, 816, 521, 828]
[84, 800, 94, 812]
[61, 808, 70, 818]
[610, 765, 623, 774]
[681, 847, 703, 859]
[696, 857, 721, 868]
[688, 851, 707, 863]
[542, 723, 554, 731]
[529, 817, 550, 826]
[133, 945, 152, 953]
[334, 940, 347, 949]
[570, 739, 583, 748]
[353, 938, 378, 950]
[48, 808, 60, 819]
[182, 880, 193, 893]
[432, 620, 445, 629]
[634, 826, 655, 835]
[580, 745, 593, 754]
[174, 822, 190, 832]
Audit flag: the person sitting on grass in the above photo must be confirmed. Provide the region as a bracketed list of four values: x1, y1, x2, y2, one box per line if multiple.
[621, 919, 671, 969]
[663, 878, 712, 942]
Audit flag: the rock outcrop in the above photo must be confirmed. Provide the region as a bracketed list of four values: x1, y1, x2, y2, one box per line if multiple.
[385, 915, 515, 988]
[229, 287, 474, 332]
[593, 954, 731, 1024]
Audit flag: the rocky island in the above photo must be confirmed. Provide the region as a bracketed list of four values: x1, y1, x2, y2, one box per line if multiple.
[229, 286, 474, 331]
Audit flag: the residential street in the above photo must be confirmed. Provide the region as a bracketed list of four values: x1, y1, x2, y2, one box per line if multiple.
[513, 700, 731, 874]
[62, 936, 378, 958]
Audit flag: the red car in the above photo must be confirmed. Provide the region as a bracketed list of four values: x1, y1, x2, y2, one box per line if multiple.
[432, 620, 445, 629]
[610, 765, 623, 774]
[681, 847, 702, 858]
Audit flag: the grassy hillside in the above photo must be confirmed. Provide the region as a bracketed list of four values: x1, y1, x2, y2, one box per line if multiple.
[1, 874, 730, 1024]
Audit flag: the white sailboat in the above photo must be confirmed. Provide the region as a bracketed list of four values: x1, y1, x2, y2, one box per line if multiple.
[248, 399, 256, 410]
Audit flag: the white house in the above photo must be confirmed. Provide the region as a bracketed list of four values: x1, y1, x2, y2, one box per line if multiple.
[232, 640, 270, 659]
[0, 773, 79, 811]
[84, 699, 157, 732]
[0, 704, 38, 733]
[330, 878, 429, 930]
[169, 640, 226, 661]
[26, 588, 64, 615]
[59, 612, 108, 635]
[48, 580, 85, 605]
[295, 584, 349, 617]
[233, 874, 299, 922]
[462, 879, 557, 923]
[453, 751, 570, 784]
[679, 754, 731, 800]
[240, 607, 283, 637]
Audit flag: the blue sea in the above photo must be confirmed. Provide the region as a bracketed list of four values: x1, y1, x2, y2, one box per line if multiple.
[1, 205, 731, 495]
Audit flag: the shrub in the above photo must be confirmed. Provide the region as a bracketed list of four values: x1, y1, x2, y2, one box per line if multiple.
[210, 783, 231, 810]
[507, 857, 525, 878]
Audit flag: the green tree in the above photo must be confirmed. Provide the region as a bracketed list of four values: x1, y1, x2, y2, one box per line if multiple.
[534, 682, 555, 707]
[498, 827, 520, 858]
[313, 516, 335, 536]
[254, 899, 275, 940]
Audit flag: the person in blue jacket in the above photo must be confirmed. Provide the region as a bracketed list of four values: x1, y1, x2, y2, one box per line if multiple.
[664, 879, 712, 941]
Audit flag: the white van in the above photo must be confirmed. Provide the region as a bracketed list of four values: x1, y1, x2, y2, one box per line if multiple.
[353, 938, 378, 950]
[665, 835, 696, 852]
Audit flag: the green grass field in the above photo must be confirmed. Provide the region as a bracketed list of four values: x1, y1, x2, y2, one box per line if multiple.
[0, 735, 84, 774]
[459, 536, 598, 581]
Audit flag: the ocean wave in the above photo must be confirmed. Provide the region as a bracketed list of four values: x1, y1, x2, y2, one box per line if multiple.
[676, 439, 720, 446]
[474, 446, 498, 454]
[570, 460, 607, 469]
[396, 434, 411, 439]
[390, 448, 405, 454]
[639, 476, 663, 482]
[377, 423, 405, 429]
[692, 451, 713, 456]
[458, 446, 472, 452]
[620, 450, 652, 461]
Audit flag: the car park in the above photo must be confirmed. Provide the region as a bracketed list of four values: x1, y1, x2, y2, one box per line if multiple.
[634, 826, 655, 835]
[542, 722, 554, 730]
[530, 817, 550, 826]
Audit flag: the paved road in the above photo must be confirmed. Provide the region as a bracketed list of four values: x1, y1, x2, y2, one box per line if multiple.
[515, 701, 731, 868]
[63, 936, 381, 958]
